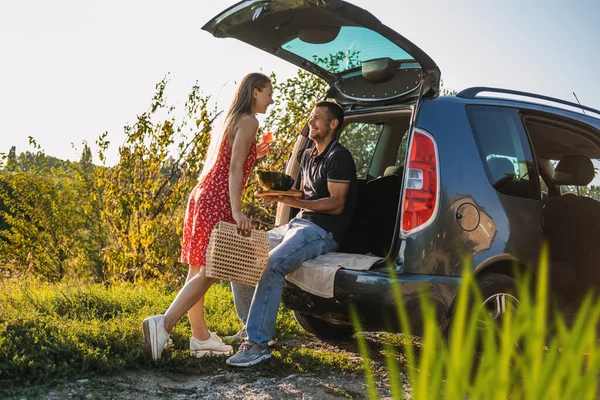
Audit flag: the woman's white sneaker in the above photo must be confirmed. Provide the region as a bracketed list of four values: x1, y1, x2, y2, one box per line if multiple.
[142, 315, 170, 360]
[190, 332, 234, 357]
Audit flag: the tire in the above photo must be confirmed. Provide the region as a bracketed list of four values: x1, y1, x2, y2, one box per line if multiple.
[445, 273, 520, 344]
[293, 311, 354, 341]
[445, 273, 520, 379]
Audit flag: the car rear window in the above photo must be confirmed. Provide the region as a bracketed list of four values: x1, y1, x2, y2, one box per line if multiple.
[467, 106, 540, 200]
[337, 122, 383, 179]
[282, 26, 414, 74]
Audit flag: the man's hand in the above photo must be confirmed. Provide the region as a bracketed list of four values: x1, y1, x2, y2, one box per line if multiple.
[260, 188, 302, 203]
[261, 194, 299, 206]
[260, 181, 349, 215]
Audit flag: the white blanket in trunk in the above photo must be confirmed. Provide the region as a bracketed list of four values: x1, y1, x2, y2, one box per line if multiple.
[285, 252, 384, 298]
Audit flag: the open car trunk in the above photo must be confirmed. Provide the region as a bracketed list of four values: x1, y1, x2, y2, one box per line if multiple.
[203, 0, 441, 107]
[278, 108, 414, 261]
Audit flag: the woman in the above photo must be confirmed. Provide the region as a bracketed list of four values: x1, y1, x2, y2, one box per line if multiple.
[142, 72, 273, 360]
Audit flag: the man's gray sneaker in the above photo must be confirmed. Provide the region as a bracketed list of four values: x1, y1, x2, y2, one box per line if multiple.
[226, 341, 272, 367]
[224, 326, 276, 347]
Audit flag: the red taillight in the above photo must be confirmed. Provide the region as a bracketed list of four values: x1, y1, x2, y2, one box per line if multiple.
[401, 130, 439, 233]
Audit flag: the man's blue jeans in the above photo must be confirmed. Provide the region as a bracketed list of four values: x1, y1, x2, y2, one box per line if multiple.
[231, 218, 337, 345]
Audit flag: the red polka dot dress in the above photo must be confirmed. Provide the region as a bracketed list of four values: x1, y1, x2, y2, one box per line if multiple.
[181, 136, 257, 266]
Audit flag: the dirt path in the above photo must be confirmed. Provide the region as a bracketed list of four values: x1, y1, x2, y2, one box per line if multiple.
[40, 369, 377, 399]
[37, 334, 411, 399]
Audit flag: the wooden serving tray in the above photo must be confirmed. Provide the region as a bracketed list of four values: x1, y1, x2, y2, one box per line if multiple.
[255, 190, 303, 198]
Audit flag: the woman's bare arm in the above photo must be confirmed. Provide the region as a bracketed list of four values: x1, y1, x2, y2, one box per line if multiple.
[229, 115, 258, 231]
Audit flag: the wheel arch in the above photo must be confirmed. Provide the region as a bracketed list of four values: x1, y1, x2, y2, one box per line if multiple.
[472, 254, 531, 280]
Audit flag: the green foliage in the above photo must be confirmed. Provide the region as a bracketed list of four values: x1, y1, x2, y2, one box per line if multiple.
[0, 279, 345, 393]
[580, 184, 600, 200]
[0, 141, 90, 281]
[0, 57, 349, 283]
[338, 122, 384, 178]
[0, 69, 330, 282]
[74, 142, 110, 281]
[352, 250, 600, 399]
[0, 278, 167, 388]
[94, 77, 217, 282]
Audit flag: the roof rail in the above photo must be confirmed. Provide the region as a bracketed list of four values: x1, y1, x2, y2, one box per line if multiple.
[456, 87, 600, 118]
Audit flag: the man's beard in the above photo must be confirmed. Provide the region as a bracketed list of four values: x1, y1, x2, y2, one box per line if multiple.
[310, 129, 331, 141]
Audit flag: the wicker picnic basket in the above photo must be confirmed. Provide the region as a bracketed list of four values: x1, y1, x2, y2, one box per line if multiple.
[205, 221, 270, 286]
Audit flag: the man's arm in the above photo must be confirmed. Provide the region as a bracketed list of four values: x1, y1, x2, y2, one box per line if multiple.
[264, 180, 350, 215]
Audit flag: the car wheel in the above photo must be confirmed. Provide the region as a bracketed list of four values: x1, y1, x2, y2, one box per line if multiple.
[446, 273, 520, 380]
[445, 273, 520, 345]
[293, 311, 354, 341]
[474, 273, 520, 332]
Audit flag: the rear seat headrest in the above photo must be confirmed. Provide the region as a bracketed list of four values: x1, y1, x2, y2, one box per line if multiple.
[384, 165, 404, 177]
[553, 155, 595, 186]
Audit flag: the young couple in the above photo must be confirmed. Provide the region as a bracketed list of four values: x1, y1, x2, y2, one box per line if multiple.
[142, 72, 357, 367]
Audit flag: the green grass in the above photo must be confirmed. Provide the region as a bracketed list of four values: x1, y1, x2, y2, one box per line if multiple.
[352, 248, 600, 399]
[3, 248, 599, 399]
[0, 278, 359, 396]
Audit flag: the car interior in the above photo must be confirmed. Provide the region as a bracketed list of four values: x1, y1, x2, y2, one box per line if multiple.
[281, 109, 412, 258]
[333, 110, 412, 257]
[523, 113, 600, 308]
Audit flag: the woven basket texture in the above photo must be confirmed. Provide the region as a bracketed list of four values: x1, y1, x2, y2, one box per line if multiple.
[205, 222, 270, 286]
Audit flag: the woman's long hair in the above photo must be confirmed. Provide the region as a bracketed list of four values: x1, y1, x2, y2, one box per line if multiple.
[223, 72, 271, 146]
[198, 72, 271, 184]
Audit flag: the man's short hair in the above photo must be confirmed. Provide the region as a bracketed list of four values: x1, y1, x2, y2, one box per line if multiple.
[316, 101, 344, 134]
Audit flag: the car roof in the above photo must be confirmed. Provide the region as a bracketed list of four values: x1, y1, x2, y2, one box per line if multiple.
[434, 93, 600, 131]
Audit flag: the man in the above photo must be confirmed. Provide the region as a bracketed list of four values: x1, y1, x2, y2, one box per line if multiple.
[226, 101, 357, 367]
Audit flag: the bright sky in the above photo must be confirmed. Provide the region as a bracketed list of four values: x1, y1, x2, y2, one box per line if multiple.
[1, 0, 600, 175]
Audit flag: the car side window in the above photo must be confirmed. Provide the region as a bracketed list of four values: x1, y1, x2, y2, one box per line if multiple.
[338, 122, 383, 179]
[467, 106, 539, 200]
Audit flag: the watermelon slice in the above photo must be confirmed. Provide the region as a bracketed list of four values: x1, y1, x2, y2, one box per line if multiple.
[261, 131, 274, 143]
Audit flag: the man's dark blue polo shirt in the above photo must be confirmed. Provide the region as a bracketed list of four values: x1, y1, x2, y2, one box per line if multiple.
[297, 139, 357, 244]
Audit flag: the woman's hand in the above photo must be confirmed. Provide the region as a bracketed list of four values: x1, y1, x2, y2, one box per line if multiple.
[233, 210, 252, 232]
[256, 141, 270, 159]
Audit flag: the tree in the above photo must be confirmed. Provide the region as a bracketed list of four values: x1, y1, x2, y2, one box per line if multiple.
[580, 185, 600, 200]
[95, 78, 216, 282]
[71, 142, 110, 281]
[0, 146, 85, 281]
[6, 146, 17, 171]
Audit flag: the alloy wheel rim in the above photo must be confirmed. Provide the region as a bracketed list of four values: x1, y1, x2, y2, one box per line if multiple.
[476, 292, 520, 330]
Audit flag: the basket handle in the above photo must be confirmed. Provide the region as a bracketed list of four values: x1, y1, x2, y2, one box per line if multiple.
[219, 221, 254, 238]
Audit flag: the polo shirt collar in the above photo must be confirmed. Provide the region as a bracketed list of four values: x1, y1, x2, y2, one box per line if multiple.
[311, 139, 337, 160]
